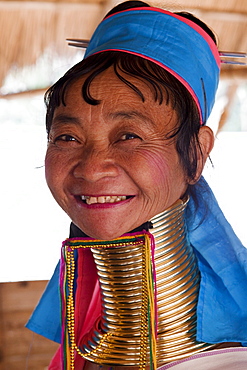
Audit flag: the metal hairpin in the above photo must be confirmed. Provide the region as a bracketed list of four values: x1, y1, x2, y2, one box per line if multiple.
[67, 38, 89, 48]
[67, 39, 247, 66]
[220, 51, 247, 65]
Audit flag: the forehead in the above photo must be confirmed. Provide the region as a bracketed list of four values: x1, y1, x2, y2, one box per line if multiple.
[54, 67, 178, 130]
[66, 67, 150, 102]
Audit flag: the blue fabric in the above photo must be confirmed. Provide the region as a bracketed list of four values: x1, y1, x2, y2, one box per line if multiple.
[186, 177, 247, 343]
[84, 8, 220, 124]
[26, 178, 247, 345]
[26, 262, 61, 343]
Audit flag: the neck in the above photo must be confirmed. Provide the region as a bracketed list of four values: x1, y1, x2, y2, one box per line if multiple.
[63, 198, 215, 369]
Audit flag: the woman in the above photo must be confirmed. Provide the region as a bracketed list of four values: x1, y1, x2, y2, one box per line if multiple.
[27, 1, 247, 369]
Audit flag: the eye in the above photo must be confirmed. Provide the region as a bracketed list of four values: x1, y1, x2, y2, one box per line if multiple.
[50, 134, 80, 148]
[120, 133, 142, 141]
[54, 134, 77, 142]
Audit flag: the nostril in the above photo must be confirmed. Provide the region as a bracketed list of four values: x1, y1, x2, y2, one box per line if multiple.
[73, 159, 120, 181]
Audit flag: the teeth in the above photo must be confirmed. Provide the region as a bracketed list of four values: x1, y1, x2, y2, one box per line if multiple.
[81, 195, 127, 205]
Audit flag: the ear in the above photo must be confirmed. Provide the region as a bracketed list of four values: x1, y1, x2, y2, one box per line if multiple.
[189, 125, 214, 184]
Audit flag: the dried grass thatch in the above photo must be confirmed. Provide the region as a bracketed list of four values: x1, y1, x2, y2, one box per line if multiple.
[0, 1, 104, 86]
[0, 0, 247, 89]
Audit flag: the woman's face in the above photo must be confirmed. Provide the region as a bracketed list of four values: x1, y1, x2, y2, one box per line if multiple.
[45, 67, 188, 240]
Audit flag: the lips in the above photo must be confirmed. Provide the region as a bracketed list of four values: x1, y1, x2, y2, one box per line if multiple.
[80, 195, 130, 205]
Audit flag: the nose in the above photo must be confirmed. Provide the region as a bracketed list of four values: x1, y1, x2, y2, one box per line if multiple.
[72, 145, 119, 182]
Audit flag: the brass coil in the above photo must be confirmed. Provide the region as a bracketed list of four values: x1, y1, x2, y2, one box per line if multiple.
[80, 197, 215, 366]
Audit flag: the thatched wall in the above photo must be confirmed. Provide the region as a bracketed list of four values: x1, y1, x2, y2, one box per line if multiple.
[0, 1, 104, 86]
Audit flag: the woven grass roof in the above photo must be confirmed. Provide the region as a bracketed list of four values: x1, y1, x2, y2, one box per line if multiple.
[1, 0, 247, 89]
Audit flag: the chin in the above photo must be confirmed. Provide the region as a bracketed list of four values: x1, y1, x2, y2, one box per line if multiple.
[87, 230, 125, 241]
[73, 215, 130, 240]
[76, 222, 131, 241]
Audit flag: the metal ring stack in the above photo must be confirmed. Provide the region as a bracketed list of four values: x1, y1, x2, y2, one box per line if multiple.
[80, 197, 215, 367]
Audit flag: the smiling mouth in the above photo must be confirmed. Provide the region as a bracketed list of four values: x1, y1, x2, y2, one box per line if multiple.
[80, 195, 132, 205]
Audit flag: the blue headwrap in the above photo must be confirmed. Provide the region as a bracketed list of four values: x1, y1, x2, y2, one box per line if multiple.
[84, 7, 220, 124]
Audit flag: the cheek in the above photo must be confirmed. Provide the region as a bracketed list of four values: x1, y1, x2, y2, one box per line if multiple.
[131, 148, 173, 186]
[45, 149, 65, 194]
[45, 150, 54, 183]
[130, 148, 187, 198]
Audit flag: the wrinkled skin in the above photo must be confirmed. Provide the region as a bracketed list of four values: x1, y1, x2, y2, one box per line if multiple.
[45, 67, 212, 240]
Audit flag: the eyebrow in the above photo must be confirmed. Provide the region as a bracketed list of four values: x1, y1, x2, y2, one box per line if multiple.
[51, 110, 157, 130]
[51, 114, 82, 128]
[109, 110, 156, 128]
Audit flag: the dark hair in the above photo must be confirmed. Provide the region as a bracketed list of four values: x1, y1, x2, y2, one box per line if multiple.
[45, 0, 217, 186]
